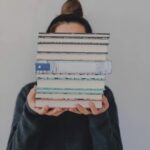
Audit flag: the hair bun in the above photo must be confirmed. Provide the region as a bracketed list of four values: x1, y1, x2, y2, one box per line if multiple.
[61, 0, 83, 17]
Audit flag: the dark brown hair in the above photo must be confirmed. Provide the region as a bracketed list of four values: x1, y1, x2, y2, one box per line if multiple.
[46, 0, 92, 33]
[61, 0, 83, 17]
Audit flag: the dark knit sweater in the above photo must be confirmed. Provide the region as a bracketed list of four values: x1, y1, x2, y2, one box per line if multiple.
[6, 82, 123, 150]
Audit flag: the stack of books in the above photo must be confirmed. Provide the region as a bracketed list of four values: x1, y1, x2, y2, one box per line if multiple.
[35, 33, 111, 108]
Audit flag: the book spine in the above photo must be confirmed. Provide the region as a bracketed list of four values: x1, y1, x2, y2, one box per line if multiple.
[38, 39, 109, 45]
[35, 61, 112, 75]
[38, 42, 109, 46]
[37, 80, 105, 89]
[36, 77, 105, 81]
[36, 88, 104, 95]
[36, 94, 102, 100]
[35, 99, 102, 108]
[38, 32, 110, 38]
[36, 53, 107, 61]
[38, 44, 108, 53]
[36, 74, 106, 80]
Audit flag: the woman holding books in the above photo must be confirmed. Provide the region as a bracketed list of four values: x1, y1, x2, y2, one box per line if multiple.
[7, 0, 123, 150]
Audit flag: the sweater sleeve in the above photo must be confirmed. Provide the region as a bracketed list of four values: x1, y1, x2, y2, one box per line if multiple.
[6, 82, 57, 150]
[88, 86, 123, 150]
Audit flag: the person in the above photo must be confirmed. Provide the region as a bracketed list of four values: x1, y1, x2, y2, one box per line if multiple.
[6, 0, 123, 150]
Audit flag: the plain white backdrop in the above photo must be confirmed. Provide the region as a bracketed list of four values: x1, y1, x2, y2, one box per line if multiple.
[0, 0, 150, 150]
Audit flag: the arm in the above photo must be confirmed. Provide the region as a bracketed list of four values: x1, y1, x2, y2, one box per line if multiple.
[88, 86, 123, 150]
[6, 83, 57, 150]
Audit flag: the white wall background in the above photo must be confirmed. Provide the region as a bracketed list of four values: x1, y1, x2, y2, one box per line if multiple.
[0, 0, 150, 150]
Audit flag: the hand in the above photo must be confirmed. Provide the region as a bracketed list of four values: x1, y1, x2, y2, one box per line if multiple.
[68, 96, 109, 115]
[27, 86, 67, 116]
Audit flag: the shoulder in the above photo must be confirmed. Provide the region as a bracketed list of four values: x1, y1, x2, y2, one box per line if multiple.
[21, 81, 37, 93]
[13, 82, 37, 117]
[104, 85, 115, 104]
[104, 85, 114, 96]
[17, 81, 37, 101]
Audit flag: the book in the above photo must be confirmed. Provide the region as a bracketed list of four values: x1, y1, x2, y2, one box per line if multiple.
[35, 99, 102, 108]
[36, 74, 106, 81]
[38, 44, 108, 53]
[38, 33, 110, 39]
[35, 61, 112, 75]
[38, 36, 109, 44]
[37, 80, 105, 89]
[35, 93, 103, 100]
[36, 87, 104, 95]
[36, 53, 107, 61]
[35, 33, 111, 108]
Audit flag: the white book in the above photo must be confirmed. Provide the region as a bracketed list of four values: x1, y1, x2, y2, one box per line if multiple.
[38, 36, 109, 44]
[36, 93, 103, 100]
[36, 74, 106, 80]
[37, 80, 105, 89]
[36, 53, 107, 61]
[38, 44, 108, 53]
[38, 33, 110, 38]
[35, 99, 102, 108]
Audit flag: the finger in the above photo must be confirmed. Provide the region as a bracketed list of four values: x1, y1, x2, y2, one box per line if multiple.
[69, 108, 82, 114]
[53, 110, 67, 116]
[89, 102, 99, 115]
[37, 105, 49, 115]
[52, 107, 67, 116]
[45, 108, 63, 116]
[76, 104, 91, 115]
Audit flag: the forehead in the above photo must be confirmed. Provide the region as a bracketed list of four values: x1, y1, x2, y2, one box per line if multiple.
[55, 22, 86, 33]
